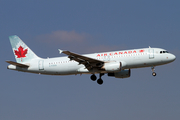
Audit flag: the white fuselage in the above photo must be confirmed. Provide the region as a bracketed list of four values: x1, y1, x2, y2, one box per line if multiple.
[8, 47, 176, 75]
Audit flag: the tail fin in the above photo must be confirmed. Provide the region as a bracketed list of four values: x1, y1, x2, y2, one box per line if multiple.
[9, 35, 40, 63]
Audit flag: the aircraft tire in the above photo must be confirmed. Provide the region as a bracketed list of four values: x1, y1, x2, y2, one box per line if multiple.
[152, 72, 156, 76]
[91, 74, 97, 81]
[97, 78, 103, 85]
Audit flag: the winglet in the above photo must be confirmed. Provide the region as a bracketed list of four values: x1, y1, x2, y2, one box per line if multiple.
[58, 49, 63, 54]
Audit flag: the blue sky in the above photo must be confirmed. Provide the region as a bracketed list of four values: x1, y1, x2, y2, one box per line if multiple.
[0, 0, 180, 120]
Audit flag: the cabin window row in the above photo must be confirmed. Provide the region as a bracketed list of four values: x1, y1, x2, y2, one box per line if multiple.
[49, 61, 75, 64]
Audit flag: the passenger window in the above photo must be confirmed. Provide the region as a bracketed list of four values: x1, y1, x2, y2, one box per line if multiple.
[160, 51, 162, 54]
[163, 51, 165, 53]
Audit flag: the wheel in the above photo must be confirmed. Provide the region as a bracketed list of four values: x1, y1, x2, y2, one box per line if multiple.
[90, 74, 97, 81]
[97, 78, 103, 85]
[152, 72, 156, 76]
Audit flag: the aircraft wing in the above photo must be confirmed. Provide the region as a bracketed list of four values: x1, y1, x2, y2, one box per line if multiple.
[59, 49, 104, 70]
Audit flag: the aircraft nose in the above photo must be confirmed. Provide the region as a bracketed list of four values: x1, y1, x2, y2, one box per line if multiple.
[170, 54, 176, 62]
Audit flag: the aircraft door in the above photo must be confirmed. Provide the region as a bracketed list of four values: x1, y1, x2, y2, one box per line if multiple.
[149, 49, 154, 59]
[39, 60, 44, 70]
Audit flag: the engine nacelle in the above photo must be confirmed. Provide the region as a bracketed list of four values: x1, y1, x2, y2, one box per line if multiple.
[102, 62, 122, 72]
[108, 69, 131, 78]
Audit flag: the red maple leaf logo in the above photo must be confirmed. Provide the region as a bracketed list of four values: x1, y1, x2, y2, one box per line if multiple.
[14, 46, 28, 61]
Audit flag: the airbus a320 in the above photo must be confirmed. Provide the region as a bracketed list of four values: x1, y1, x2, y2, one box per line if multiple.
[6, 35, 176, 85]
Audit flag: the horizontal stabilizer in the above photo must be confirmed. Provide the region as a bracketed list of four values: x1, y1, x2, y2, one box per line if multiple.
[6, 61, 29, 68]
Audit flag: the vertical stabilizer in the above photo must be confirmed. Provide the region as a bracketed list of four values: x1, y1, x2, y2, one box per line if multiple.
[9, 35, 40, 63]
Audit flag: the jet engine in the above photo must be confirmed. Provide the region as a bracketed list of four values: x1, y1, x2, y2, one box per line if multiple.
[108, 69, 131, 78]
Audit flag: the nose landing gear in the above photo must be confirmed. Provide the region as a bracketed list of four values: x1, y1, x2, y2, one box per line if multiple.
[90, 73, 104, 85]
[151, 66, 156, 76]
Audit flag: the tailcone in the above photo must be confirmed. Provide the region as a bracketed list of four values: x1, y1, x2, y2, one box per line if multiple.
[7, 64, 16, 70]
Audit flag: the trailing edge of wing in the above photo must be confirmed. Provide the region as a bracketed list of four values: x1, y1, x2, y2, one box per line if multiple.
[6, 61, 29, 68]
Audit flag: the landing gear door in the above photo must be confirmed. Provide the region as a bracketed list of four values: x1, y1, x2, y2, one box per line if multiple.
[149, 49, 154, 59]
[39, 60, 44, 70]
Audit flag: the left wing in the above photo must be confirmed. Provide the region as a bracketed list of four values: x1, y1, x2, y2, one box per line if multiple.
[59, 49, 104, 70]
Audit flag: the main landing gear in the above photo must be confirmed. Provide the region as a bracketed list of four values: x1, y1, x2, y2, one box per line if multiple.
[151, 66, 156, 76]
[90, 74, 97, 81]
[90, 73, 104, 85]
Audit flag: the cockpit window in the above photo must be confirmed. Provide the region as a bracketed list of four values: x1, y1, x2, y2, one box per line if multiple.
[160, 51, 169, 54]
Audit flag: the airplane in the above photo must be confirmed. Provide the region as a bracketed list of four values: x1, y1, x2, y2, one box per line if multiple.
[6, 35, 176, 85]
